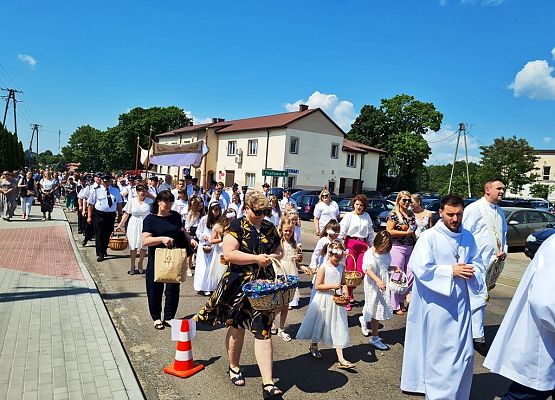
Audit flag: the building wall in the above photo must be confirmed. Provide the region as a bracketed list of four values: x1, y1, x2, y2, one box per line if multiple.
[504, 152, 555, 200]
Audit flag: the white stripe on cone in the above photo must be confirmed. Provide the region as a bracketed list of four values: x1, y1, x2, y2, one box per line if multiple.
[175, 350, 193, 362]
[178, 332, 190, 342]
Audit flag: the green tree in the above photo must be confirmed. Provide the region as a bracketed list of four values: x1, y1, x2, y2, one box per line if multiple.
[479, 136, 538, 193]
[0, 123, 25, 171]
[101, 106, 191, 171]
[62, 125, 104, 171]
[348, 94, 443, 192]
[37, 150, 63, 168]
[530, 183, 551, 199]
[425, 161, 483, 197]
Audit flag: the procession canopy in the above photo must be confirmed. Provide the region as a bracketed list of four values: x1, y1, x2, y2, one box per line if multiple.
[142, 140, 209, 168]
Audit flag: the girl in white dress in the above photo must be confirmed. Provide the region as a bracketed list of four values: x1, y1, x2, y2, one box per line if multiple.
[296, 240, 355, 369]
[208, 208, 236, 284]
[308, 219, 340, 302]
[359, 230, 393, 351]
[193, 202, 222, 295]
[411, 193, 433, 238]
[171, 189, 189, 220]
[184, 196, 204, 277]
[286, 210, 302, 243]
[272, 217, 311, 341]
[115, 185, 152, 274]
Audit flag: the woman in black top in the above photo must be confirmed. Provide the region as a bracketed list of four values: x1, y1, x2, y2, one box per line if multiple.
[142, 191, 197, 330]
[18, 171, 35, 220]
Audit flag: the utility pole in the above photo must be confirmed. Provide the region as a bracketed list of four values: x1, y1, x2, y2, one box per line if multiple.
[29, 124, 41, 168]
[58, 130, 61, 154]
[1, 88, 22, 135]
[447, 122, 472, 197]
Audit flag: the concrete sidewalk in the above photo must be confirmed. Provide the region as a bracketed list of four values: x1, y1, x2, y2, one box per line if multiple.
[0, 205, 144, 400]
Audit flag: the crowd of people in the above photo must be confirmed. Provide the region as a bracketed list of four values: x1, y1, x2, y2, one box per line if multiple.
[2, 167, 552, 399]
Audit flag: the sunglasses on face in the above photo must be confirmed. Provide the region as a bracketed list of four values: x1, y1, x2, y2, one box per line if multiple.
[401, 199, 412, 204]
[251, 207, 271, 217]
[321, 194, 329, 198]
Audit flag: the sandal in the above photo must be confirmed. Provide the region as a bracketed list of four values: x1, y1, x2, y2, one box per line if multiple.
[337, 360, 356, 369]
[153, 320, 165, 330]
[393, 309, 405, 315]
[262, 383, 283, 399]
[228, 365, 245, 386]
[277, 329, 291, 342]
[163, 320, 171, 328]
[127, 270, 137, 275]
[270, 325, 278, 335]
[309, 345, 322, 359]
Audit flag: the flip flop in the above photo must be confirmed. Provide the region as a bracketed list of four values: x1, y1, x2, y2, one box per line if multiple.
[154, 320, 165, 330]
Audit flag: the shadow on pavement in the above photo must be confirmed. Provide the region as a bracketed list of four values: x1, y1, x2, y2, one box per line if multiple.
[0, 286, 95, 302]
[471, 372, 511, 399]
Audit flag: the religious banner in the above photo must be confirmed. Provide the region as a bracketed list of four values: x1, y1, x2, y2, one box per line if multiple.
[140, 140, 209, 168]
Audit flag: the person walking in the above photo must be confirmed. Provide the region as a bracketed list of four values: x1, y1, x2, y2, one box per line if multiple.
[386, 191, 417, 314]
[142, 190, 196, 330]
[313, 189, 339, 236]
[400, 195, 484, 399]
[196, 191, 284, 399]
[194, 202, 222, 295]
[17, 171, 35, 220]
[115, 185, 152, 274]
[0, 171, 16, 221]
[411, 193, 433, 238]
[38, 171, 57, 221]
[87, 175, 123, 262]
[339, 194, 375, 311]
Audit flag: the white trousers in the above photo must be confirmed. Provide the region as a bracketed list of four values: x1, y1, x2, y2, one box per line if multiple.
[21, 196, 33, 216]
[471, 305, 485, 340]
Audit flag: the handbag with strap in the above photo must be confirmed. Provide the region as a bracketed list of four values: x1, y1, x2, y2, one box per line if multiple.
[154, 247, 188, 283]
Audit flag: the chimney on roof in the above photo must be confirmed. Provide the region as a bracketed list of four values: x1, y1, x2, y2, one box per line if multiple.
[212, 118, 218, 124]
[299, 104, 309, 112]
[217, 118, 225, 122]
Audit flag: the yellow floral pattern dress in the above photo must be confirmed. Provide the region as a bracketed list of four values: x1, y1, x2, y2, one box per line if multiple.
[197, 217, 280, 340]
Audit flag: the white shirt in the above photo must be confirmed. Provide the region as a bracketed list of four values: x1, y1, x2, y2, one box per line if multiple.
[339, 212, 375, 245]
[172, 199, 189, 216]
[159, 182, 174, 192]
[313, 201, 340, 230]
[87, 186, 123, 212]
[228, 202, 243, 219]
[279, 197, 298, 212]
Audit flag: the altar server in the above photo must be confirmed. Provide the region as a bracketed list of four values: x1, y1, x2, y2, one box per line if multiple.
[483, 234, 555, 399]
[400, 194, 484, 400]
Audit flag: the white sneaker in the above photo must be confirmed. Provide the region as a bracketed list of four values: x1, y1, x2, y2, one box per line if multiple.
[369, 337, 390, 351]
[359, 316, 370, 337]
[186, 269, 193, 277]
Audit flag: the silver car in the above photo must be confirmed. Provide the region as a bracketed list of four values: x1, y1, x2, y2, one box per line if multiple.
[503, 207, 555, 247]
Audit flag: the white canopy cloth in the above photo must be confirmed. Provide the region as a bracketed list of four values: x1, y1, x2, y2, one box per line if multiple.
[140, 140, 209, 167]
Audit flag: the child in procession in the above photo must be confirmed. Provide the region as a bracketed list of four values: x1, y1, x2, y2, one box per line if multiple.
[296, 240, 355, 369]
[359, 230, 394, 351]
[272, 216, 311, 341]
[207, 208, 236, 284]
[193, 202, 221, 295]
[308, 219, 340, 301]
[171, 189, 189, 219]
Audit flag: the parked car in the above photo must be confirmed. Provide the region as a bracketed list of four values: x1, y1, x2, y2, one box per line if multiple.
[503, 207, 555, 247]
[361, 190, 383, 199]
[525, 226, 555, 259]
[297, 194, 341, 220]
[386, 192, 399, 202]
[340, 198, 394, 229]
[268, 187, 302, 200]
[291, 190, 321, 203]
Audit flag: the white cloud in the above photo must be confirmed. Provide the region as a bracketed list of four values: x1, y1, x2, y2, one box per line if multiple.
[17, 54, 36, 67]
[184, 110, 212, 125]
[509, 59, 555, 100]
[425, 125, 481, 165]
[285, 91, 356, 132]
[551, 47, 555, 60]
[543, 136, 552, 144]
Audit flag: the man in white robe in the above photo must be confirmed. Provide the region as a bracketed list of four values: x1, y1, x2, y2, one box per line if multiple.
[483, 234, 555, 399]
[462, 178, 507, 355]
[401, 195, 485, 399]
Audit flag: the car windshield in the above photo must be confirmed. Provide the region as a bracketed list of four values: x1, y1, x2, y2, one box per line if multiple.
[338, 199, 352, 207]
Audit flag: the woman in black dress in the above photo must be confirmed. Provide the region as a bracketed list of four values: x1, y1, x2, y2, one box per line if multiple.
[142, 191, 197, 330]
[197, 191, 284, 399]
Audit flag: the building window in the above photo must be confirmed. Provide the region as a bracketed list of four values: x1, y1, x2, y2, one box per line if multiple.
[245, 173, 256, 188]
[287, 176, 296, 188]
[227, 140, 237, 156]
[347, 153, 356, 168]
[290, 137, 299, 154]
[272, 177, 279, 187]
[543, 166, 551, 180]
[331, 143, 339, 159]
[248, 139, 258, 156]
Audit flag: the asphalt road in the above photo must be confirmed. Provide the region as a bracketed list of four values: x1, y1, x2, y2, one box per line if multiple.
[66, 214, 519, 400]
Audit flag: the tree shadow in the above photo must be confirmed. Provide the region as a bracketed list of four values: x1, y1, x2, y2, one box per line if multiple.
[0, 286, 95, 303]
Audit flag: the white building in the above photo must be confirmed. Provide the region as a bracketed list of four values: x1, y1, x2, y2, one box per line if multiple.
[155, 106, 384, 197]
[506, 149, 555, 200]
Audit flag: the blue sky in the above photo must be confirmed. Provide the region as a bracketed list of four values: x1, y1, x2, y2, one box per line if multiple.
[2, 0, 555, 164]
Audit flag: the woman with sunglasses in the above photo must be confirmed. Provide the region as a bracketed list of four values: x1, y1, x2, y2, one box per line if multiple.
[386, 191, 417, 315]
[313, 189, 339, 236]
[338, 194, 375, 311]
[197, 191, 284, 399]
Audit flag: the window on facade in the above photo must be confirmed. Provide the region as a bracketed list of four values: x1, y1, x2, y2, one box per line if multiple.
[290, 137, 299, 154]
[272, 177, 279, 187]
[227, 141, 237, 156]
[331, 143, 339, 159]
[245, 173, 256, 188]
[543, 166, 551, 180]
[347, 153, 356, 168]
[287, 176, 296, 188]
[248, 139, 258, 156]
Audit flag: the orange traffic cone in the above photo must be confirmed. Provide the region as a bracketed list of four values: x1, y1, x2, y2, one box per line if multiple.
[164, 319, 204, 378]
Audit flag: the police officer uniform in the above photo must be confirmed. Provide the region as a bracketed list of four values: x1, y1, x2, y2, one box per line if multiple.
[87, 175, 123, 262]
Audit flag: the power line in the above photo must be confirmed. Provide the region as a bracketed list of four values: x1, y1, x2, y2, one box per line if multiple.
[427, 130, 458, 144]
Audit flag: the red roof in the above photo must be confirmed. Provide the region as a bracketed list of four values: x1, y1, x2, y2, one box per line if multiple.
[210, 108, 320, 133]
[343, 139, 385, 154]
[157, 123, 212, 138]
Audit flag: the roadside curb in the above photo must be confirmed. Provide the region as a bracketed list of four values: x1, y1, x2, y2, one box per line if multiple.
[62, 212, 145, 400]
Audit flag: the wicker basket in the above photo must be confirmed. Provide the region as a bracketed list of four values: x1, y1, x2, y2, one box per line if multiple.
[332, 290, 350, 307]
[108, 232, 128, 251]
[243, 258, 300, 311]
[389, 270, 409, 295]
[202, 244, 213, 254]
[345, 254, 363, 288]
